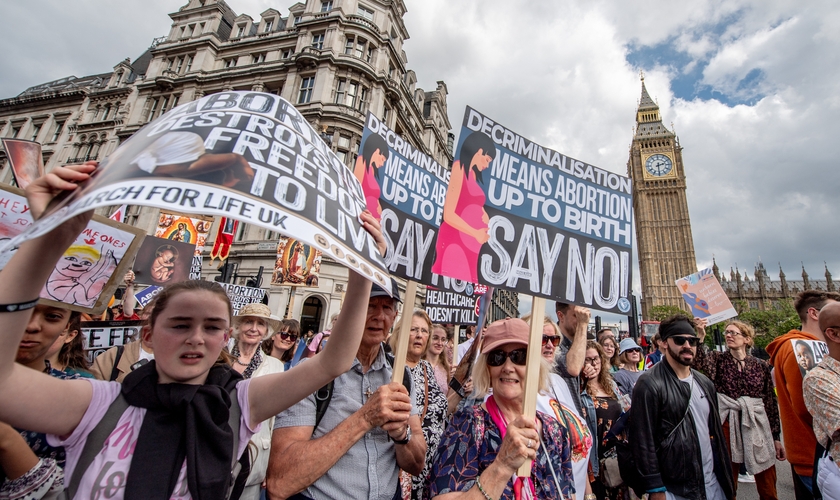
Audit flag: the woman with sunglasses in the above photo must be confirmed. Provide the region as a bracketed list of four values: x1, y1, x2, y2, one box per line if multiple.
[580, 341, 629, 500]
[694, 318, 783, 500]
[263, 318, 301, 370]
[424, 324, 451, 395]
[427, 318, 574, 499]
[613, 338, 643, 396]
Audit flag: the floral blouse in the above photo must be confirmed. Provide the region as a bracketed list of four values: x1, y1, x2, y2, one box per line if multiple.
[409, 360, 448, 498]
[695, 346, 781, 439]
[424, 405, 574, 499]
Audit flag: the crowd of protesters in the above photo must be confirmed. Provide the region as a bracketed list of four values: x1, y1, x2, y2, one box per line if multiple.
[2, 163, 840, 500]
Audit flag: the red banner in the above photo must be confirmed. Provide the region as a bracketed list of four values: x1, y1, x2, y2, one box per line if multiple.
[210, 217, 238, 262]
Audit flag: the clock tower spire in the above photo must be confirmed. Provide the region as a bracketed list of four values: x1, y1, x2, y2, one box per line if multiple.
[627, 76, 698, 319]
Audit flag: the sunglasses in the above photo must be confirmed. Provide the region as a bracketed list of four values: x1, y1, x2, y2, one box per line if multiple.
[279, 332, 298, 342]
[542, 335, 560, 347]
[624, 348, 642, 354]
[670, 336, 700, 347]
[487, 348, 528, 367]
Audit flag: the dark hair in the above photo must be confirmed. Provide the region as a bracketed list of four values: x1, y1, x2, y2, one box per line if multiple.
[58, 312, 89, 372]
[794, 290, 840, 324]
[457, 132, 496, 185]
[149, 280, 234, 366]
[555, 301, 571, 314]
[262, 318, 301, 362]
[361, 134, 389, 181]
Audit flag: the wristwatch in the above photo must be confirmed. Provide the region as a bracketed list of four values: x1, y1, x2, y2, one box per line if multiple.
[393, 425, 412, 445]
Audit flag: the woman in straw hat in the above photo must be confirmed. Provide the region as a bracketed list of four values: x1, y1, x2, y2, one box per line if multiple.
[229, 303, 284, 499]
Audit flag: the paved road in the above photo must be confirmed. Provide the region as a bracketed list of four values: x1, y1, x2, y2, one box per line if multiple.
[735, 459, 794, 500]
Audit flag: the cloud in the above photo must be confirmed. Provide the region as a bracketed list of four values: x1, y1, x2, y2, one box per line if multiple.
[1, 0, 838, 315]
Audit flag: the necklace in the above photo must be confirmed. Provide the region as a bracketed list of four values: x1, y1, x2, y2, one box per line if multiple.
[235, 358, 250, 366]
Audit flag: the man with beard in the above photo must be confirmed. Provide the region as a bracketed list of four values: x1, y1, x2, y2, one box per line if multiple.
[630, 314, 734, 500]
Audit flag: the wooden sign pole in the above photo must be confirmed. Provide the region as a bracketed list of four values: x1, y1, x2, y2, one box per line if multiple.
[517, 296, 546, 478]
[285, 286, 297, 319]
[452, 323, 460, 362]
[391, 280, 417, 385]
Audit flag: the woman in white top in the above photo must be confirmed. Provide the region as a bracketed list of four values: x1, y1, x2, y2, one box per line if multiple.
[0, 162, 386, 500]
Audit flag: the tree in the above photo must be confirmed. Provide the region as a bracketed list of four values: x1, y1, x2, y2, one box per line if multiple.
[733, 299, 800, 348]
[647, 304, 686, 322]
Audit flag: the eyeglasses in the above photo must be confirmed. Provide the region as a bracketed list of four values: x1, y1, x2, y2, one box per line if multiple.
[486, 348, 528, 367]
[670, 336, 700, 347]
[542, 335, 560, 347]
[724, 329, 744, 337]
[584, 357, 601, 365]
[279, 332, 298, 342]
[431, 335, 446, 344]
[410, 326, 429, 335]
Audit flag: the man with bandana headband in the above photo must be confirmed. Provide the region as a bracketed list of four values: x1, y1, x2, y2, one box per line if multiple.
[629, 314, 734, 500]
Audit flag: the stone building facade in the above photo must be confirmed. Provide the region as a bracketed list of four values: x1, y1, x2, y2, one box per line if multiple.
[716, 259, 838, 311]
[626, 76, 698, 319]
[0, 0, 518, 330]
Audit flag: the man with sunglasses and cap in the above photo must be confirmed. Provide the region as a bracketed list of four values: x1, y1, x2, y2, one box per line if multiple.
[266, 281, 426, 500]
[630, 314, 734, 500]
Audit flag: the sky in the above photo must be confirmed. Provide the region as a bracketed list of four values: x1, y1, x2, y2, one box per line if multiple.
[1, 0, 838, 323]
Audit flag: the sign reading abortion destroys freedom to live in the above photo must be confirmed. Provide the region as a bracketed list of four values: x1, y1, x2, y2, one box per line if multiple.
[1, 92, 391, 294]
[445, 107, 634, 314]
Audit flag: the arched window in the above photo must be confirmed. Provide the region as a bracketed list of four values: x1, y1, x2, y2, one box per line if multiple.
[300, 296, 324, 335]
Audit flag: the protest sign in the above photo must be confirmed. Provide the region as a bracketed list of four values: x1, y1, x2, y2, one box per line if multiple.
[424, 278, 487, 325]
[358, 113, 449, 285]
[154, 210, 214, 256]
[133, 236, 195, 286]
[81, 320, 143, 362]
[271, 235, 322, 286]
[134, 285, 163, 308]
[0, 92, 391, 294]
[1, 138, 44, 189]
[675, 268, 737, 325]
[432, 107, 633, 314]
[791, 338, 828, 377]
[0, 184, 144, 313]
[219, 282, 267, 315]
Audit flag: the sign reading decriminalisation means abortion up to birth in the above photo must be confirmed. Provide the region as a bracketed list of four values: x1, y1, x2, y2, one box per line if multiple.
[434, 107, 634, 314]
[357, 112, 449, 284]
[0, 92, 392, 294]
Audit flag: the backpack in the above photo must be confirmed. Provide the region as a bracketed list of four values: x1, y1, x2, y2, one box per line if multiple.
[313, 353, 412, 431]
[60, 387, 243, 500]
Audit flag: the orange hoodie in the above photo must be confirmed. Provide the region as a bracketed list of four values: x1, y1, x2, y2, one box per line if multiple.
[767, 330, 821, 476]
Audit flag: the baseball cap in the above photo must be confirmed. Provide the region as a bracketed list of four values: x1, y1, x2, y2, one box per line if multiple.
[482, 318, 530, 352]
[370, 277, 401, 303]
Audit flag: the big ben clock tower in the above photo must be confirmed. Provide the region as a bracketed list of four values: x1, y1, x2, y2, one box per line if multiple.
[628, 75, 698, 319]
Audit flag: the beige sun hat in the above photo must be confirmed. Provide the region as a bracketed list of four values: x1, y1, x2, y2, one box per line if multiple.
[235, 303, 282, 337]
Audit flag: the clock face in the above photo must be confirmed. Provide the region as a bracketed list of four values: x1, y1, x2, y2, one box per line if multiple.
[645, 154, 673, 177]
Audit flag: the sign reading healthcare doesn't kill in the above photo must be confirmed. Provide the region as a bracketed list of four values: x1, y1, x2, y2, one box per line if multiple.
[1, 92, 391, 294]
[435, 107, 634, 314]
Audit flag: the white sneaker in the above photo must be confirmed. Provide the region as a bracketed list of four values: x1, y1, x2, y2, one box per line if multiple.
[739, 473, 756, 483]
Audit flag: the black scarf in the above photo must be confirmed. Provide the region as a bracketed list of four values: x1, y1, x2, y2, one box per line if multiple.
[121, 361, 243, 500]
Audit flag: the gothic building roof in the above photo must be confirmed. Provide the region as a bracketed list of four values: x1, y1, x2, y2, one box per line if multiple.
[639, 78, 657, 111]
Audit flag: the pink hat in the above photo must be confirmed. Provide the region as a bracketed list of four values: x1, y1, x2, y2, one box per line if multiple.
[481, 318, 531, 352]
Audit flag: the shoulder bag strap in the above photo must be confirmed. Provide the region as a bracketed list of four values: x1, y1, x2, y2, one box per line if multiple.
[226, 387, 242, 500]
[66, 393, 130, 499]
[109, 345, 125, 381]
[664, 377, 694, 443]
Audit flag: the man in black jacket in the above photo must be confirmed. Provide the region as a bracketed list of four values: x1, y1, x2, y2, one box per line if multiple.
[630, 314, 734, 500]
